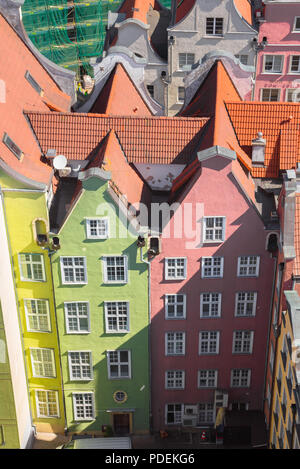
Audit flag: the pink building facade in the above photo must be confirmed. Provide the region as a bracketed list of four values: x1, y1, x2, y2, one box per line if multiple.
[254, 1, 300, 102]
[150, 147, 276, 432]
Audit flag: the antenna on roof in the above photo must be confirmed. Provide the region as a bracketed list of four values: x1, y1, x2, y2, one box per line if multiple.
[53, 154, 67, 170]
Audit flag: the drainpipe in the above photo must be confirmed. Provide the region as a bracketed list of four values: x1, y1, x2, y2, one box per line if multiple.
[139, 247, 153, 434]
[44, 247, 68, 436]
[0, 188, 35, 446]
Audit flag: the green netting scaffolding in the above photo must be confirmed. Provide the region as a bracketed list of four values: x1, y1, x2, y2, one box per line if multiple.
[22, 0, 172, 77]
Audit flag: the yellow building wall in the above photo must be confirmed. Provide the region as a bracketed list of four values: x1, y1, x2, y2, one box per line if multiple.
[0, 172, 65, 434]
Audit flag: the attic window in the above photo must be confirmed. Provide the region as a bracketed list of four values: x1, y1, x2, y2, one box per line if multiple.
[3, 133, 23, 160]
[206, 18, 223, 36]
[25, 71, 43, 96]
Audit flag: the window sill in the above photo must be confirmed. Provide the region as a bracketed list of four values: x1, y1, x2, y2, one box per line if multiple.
[261, 72, 283, 75]
[203, 35, 224, 39]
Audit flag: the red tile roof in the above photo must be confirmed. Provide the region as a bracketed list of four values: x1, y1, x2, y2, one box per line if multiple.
[0, 13, 71, 186]
[175, 0, 196, 23]
[25, 111, 209, 165]
[90, 63, 153, 116]
[118, 0, 160, 24]
[226, 102, 300, 178]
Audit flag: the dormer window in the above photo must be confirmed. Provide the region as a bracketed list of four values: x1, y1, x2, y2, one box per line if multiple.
[3, 133, 23, 160]
[206, 18, 223, 36]
[25, 71, 43, 96]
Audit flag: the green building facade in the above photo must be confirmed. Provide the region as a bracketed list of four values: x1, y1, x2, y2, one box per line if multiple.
[51, 169, 150, 435]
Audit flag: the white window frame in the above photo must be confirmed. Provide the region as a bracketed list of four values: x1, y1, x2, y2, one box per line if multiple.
[85, 217, 109, 239]
[232, 330, 254, 354]
[30, 347, 56, 378]
[165, 403, 183, 425]
[178, 53, 195, 71]
[285, 88, 300, 102]
[198, 369, 218, 388]
[60, 256, 87, 284]
[202, 216, 226, 243]
[199, 331, 220, 355]
[289, 55, 300, 73]
[165, 294, 186, 319]
[64, 301, 90, 334]
[201, 256, 224, 278]
[24, 298, 51, 333]
[165, 331, 186, 356]
[198, 403, 214, 424]
[230, 369, 251, 388]
[165, 370, 185, 389]
[260, 88, 280, 102]
[200, 293, 222, 318]
[72, 392, 95, 421]
[237, 256, 260, 277]
[293, 17, 300, 32]
[35, 389, 60, 418]
[165, 257, 187, 280]
[18, 253, 46, 282]
[235, 292, 257, 317]
[235, 54, 248, 66]
[206, 17, 224, 36]
[107, 350, 131, 379]
[3, 132, 23, 160]
[104, 301, 130, 333]
[68, 351, 93, 381]
[102, 255, 128, 284]
[263, 55, 284, 74]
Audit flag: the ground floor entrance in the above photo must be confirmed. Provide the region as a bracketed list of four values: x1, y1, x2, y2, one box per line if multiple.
[113, 413, 131, 435]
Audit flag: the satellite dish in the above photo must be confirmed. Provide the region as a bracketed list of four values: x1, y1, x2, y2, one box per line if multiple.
[53, 154, 67, 170]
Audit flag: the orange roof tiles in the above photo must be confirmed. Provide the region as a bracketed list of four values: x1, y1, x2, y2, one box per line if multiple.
[25, 111, 209, 165]
[0, 13, 71, 186]
[234, 0, 253, 25]
[226, 102, 300, 178]
[119, 0, 159, 24]
[90, 63, 153, 116]
[294, 194, 300, 276]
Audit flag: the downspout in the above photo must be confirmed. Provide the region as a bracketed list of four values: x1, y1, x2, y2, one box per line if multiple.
[44, 247, 68, 435]
[0, 188, 35, 446]
[139, 247, 153, 434]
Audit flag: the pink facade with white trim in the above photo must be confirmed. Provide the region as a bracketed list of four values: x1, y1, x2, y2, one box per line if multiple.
[150, 151, 276, 431]
[254, 1, 300, 102]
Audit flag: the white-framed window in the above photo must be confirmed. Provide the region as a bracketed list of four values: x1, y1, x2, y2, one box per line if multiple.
[178, 53, 195, 71]
[68, 351, 93, 381]
[235, 54, 248, 66]
[261, 88, 280, 102]
[3, 132, 23, 160]
[286, 88, 300, 102]
[232, 330, 254, 354]
[235, 292, 257, 317]
[178, 87, 185, 102]
[198, 369, 218, 388]
[237, 256, 260, 277]
[165, 258, 187, 280]
[35, 390, 59, 418]
[206, 17, 223, 36]
[165, 370, 185, 389]
[200, 293, 222, 318]
[24, 298, 51, 332]
[263, 55, 283, 74]
[72, 392, 95, 421]
[201, 257, 224, 278]
[102, 256, 128, 283]
[60, 257, 87, 284]
[290, 55, 300, 73]
[19, 253, 46, 282]
[104, 301, 130, 333]
[230, 369, 251, 387]
[107, 350, 131, 379]
[165, 332, 186, 355]
[203, 216, 226, 243]
[64, 302, 90, 334]
[165, 294, 186, 319]
[198, 403, 214, 423]
[293, 17, 300, 32]
[30, 348, 56, 378]
[165, 403, 183, 425]
[199, 331, 220, 355]
[85, 217, 109, 239]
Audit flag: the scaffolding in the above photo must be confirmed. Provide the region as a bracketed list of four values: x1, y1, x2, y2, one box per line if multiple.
[22, 0, 172, 77]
